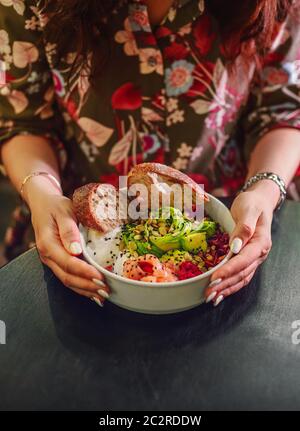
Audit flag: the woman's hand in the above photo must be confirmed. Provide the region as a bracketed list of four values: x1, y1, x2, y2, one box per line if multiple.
[204, 181, 278, 306]
[27, 177, 110, 306]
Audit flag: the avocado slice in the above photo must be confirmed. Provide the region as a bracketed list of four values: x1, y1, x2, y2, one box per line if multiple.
[150, 234, 181, 252]
[182, 232, 208, 253]
[135, 240, 164, 258]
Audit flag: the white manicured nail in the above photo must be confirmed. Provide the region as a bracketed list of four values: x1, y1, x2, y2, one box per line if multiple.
[69, 241, 82, 255]
[93, 278, 105, 288]
[97, 289, 110, 299]
[209, 278, 222, 288]
[230, 238, 243, 254]
[92, 297, 103, 307]
[206, 291, 217, 303]
[214, 295, 224, 307]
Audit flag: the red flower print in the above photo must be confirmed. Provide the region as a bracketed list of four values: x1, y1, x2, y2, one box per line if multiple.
[66, 99, 78, 119]
[99, 173, 120, 188]
[164, 42, 189, 62]
[165, 60, 195, 97]
[143, 135, 153, 152]
[142, 134, 161, 154]
[193, 14, 216, 56]
[136, 33, 157, 46]
[131, 9, 149, 29]
[151, 90, 166, 111]
[263, 52, 285, 67]
[151, 147, 165, 164]
[263, 67, 289, 86]
[221, 176, 245, 195]
[188, 173, 211, 192]
[52, 69, 66, 98]
[155, 26, 172, 39]
[111, 82, 142, 111]
[3, 72, 14, 83]
[60, 98, 78, 120]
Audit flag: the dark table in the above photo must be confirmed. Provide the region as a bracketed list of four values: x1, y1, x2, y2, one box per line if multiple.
[1, 201, 300, 411]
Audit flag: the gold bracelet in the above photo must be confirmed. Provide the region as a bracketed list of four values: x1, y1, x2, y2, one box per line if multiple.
[20, 172, 62, 197]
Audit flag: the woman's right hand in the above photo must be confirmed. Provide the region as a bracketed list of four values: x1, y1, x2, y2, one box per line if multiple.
[26, 177, 110, 306]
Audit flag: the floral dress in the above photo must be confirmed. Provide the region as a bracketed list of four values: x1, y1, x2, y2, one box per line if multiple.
[0, 0, 300, 259]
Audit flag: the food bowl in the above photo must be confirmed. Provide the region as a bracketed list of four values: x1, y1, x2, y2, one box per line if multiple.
[79, 194, 235, 315]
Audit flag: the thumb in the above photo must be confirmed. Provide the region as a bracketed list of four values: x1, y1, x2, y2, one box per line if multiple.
[230, 206, 260, 254]
[57, 214, 82, 256]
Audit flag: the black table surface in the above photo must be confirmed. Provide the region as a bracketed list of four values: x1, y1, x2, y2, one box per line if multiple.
[1, 200, 300, 411]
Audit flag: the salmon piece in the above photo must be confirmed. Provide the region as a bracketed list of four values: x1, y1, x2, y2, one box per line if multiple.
[123, 254, 178, 282]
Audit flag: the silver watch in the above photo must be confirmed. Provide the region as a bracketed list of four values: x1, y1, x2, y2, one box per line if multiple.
[241, 172, 287, 211]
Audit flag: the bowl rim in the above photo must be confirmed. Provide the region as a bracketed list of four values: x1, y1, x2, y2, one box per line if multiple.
[79, 193, 234, 289]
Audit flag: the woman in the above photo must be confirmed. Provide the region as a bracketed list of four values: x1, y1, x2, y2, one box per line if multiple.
[0, 0, 300, 306]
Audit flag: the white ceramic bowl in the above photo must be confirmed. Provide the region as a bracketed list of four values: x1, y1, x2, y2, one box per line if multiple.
[79, 194, 235, 315]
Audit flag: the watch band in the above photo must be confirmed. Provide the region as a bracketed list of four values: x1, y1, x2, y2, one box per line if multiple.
[241, 172, 287, 211]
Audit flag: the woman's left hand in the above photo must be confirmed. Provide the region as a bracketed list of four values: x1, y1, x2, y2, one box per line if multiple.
[204, 184, 277, 306]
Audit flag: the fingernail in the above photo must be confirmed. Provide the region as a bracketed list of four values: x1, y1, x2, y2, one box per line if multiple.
[92, 297, 103, 307]
[97, 289, 110, 299]
[230, 238, 243, 254]
[206, 291, 217, 303]
[214, 295, 224, 307]
[209, 278, 222, 288]
[69, 241, 82, 255]
[92, 278, 105, 288]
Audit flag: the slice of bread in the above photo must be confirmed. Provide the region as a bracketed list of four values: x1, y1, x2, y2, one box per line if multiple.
[73, 183, 124, 233]
[127, 163, 209, 209]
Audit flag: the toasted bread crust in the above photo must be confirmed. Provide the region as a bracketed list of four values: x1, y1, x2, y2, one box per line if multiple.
[73, 183, 100, 231]
[73, 183, 122, 233]
[128, 163, 209, 202]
